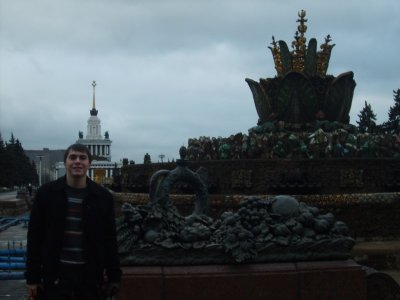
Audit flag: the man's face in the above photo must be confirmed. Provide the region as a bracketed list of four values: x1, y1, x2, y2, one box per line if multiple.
[65, 149, 90, 178]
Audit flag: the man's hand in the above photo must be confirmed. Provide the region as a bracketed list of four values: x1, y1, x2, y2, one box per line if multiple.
[27, 284, 40, 299]
[101, 282, 120, 298]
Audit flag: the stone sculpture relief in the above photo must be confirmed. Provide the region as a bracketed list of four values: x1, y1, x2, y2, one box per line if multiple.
[117, 147, 354, 265]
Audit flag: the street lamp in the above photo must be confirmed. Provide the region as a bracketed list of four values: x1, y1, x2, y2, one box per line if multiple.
[36, 155, 43, 186]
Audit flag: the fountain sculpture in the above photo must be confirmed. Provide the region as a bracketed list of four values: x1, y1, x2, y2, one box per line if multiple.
[118, 147, 354, 265]
[116, 11, 400, 300]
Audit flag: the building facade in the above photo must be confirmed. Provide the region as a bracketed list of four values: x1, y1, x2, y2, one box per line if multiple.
[55, 81, 122, 184]
[76, 81, 112, 161]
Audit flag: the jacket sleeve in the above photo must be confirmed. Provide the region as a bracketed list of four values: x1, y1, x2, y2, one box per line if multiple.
[25, 187, 46, 284]
[104, 192, 122, 283]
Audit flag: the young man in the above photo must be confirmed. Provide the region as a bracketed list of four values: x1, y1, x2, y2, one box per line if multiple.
[26, 144, 121, 300]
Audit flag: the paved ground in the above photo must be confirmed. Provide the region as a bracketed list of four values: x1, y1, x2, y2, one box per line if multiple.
[0, 280, 27, 299]
[0, 191, 18, 201]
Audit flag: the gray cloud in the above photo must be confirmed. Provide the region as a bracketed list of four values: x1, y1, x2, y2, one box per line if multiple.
[1, 0, 399, 163]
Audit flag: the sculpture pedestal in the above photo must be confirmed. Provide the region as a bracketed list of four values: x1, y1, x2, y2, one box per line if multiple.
[118, 260, 367, 300]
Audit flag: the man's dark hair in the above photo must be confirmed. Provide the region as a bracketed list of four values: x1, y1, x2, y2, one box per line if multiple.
[64, 144, 92, 163]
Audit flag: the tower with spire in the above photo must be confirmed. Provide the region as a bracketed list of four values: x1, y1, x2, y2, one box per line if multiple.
[54, 81, 121, 184]
[77, 81, 112, 161]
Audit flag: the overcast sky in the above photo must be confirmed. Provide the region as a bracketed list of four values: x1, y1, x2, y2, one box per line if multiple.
[1, 0, 399, 163]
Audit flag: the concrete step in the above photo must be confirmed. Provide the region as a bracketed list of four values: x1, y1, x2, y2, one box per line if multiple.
[380, 270, 400, 285]
[352, 240, 400, 271]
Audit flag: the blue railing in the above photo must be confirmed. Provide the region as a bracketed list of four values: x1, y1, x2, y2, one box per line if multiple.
[0, 242, 26, 280]
[0, 216, 28, 280]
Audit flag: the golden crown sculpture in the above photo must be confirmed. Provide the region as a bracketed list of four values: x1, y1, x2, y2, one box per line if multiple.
[245, 10, 356, 125]
[269, 10, 335, 77]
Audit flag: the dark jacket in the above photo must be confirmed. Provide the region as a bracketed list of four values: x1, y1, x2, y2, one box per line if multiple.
[25, 176, 122, 285]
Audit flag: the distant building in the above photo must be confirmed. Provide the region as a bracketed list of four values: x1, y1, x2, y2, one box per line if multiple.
[24, 148, 65, 184]
[27, 81, 122, 186]
[76, 80, 112, 162]
[57, 81, 122, 184]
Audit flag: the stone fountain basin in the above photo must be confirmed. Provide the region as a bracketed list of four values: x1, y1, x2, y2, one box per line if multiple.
[118, 260, 367, 300]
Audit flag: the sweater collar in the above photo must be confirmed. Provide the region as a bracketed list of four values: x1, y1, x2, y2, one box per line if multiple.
[52, 176, 101, 196]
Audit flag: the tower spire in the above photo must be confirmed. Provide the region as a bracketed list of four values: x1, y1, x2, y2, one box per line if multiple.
[90, 80, 98, 116]
[92, 80, 96, 109]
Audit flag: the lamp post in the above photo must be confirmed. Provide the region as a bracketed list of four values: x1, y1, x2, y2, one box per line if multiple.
[36, 155, 43, 186]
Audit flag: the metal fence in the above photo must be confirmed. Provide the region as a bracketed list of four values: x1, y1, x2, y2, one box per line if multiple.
[0, 216, 28, 280]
